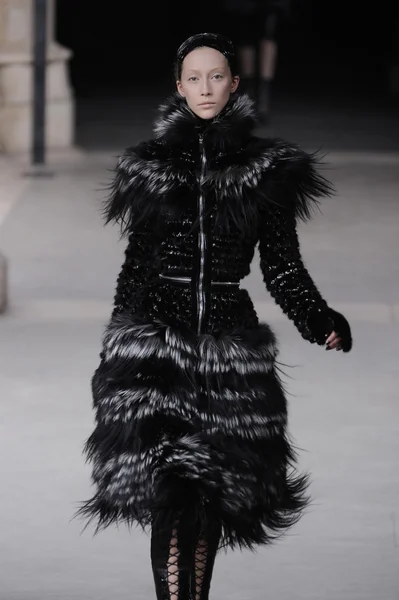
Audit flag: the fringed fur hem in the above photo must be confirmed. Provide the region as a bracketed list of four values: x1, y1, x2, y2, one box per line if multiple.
[75, 313, 310, 550]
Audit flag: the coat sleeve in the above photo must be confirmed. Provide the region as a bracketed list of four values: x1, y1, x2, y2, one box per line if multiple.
[258, 203, 332, 344]
[257, 144, 352, 349]
[101, 145, 162, 316]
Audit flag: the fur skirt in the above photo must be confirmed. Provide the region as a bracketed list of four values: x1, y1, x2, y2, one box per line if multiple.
[76, 312, 309, 551]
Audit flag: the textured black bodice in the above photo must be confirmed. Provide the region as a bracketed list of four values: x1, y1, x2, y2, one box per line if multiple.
[106, 92, 340, 345]
[112, 210, 259, 333]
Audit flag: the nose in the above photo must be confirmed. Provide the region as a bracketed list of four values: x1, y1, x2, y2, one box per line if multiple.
[200, 78, 211, 96]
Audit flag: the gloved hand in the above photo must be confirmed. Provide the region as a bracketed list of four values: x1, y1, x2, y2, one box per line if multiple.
[307, 307, 353, 352]
[325, 308, 352, 352]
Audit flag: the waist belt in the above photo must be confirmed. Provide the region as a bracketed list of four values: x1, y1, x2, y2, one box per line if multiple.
[159, 274, 240, 289]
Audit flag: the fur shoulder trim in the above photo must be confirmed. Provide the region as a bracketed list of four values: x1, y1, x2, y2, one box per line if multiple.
[257, 138, 335, 221]
[101, 140, 195, 236]
[203, 138, 335, 236]
[101, 136, 334, 238]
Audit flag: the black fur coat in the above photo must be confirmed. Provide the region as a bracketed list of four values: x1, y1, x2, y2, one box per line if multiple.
[105, 92, 351, 345]
[77, 92, 352, 550]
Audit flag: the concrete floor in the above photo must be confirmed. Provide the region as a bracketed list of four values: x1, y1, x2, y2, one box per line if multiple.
[0, 87, 399, 599]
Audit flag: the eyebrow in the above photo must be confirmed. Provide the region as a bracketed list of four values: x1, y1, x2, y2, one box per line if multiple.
[186, 66, 226, 73]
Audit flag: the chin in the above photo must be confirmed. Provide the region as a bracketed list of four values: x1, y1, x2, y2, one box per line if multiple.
[196, 106, 220, 120]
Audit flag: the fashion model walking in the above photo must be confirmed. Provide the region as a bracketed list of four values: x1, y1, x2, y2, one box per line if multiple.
[77, 32, 353, 600]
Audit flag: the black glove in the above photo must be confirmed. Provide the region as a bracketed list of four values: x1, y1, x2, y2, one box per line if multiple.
[327, 308, 352, 352]
[307, 307, 353, 352]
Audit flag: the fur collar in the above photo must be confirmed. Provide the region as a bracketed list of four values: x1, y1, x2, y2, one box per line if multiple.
[153, 92, 257, 151]
[103, 94, 334, 237]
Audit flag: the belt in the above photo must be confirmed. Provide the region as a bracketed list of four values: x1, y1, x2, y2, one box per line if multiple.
[159, 274, 240, 289]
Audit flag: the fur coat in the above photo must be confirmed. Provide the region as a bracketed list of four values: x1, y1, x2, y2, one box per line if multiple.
[76, 92, 352, 551]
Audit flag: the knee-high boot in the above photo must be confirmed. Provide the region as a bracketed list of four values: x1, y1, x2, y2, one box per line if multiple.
[150, 510, 198, 600]
[190, 519, 222, 600]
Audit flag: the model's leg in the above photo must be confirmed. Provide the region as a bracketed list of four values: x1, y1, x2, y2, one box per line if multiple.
[151, 512, 197, 600]
[233, 12, 257, 99]
[238, 45, 256, 78]
[236, 44, 256, 99]
[191, 519, 222, 600]
[258, 12, 280, 122]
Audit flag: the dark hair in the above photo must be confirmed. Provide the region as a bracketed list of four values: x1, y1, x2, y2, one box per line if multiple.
[174, 32, 239, 80]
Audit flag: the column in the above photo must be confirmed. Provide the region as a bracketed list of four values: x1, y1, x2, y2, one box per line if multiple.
[0, 0, 75, 154]
[0, 251, 6, 313]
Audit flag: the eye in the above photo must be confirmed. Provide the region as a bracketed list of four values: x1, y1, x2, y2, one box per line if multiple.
[188, 76, 198, 82]
[213, 74, 223, 80]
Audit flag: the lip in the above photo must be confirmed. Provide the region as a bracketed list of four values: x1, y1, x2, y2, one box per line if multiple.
[198, 102, 215, 107]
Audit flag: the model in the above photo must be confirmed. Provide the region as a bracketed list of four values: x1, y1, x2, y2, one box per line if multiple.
[76, 32, 353, 600]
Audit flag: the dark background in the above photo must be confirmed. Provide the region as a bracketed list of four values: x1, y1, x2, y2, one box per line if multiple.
[56, 1, 399, 95]
[54, 1, 399, 150]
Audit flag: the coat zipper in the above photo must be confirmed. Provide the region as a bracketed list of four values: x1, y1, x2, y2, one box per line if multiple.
[197, 134, 207, 334]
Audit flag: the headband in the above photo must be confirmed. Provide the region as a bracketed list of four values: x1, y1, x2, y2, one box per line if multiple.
[174, 32, 239, 79]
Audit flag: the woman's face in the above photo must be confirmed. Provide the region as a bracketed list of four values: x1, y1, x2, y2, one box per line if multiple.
[176, 47, 239, 120]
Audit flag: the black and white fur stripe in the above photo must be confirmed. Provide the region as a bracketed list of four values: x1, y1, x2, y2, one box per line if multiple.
[77, 313, 309, 550]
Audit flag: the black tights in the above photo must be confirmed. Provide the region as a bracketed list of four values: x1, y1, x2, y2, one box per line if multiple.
[150, 506, 222, 600]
